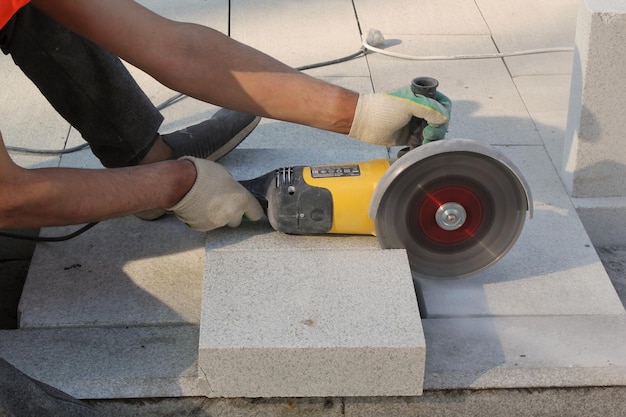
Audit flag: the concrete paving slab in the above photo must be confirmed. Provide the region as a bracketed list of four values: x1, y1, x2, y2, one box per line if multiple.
[3, 153, 59, 170]
[230, 0, 368, 76]
[365, 35, 542, 146]
[200, 234, 425, 397]
[475, 0, 578, 76]
[507, 52, 575, 78]
[513, 74, 572, 169]
[422, 315, 626, 390]
[58, 139, 101, 169]
[0, 58, 68, 170]
[0, 325, 204, 399]
[414, 145, 625, 317]
[0, 58, 70, 159]
[19, 216, 205, 328]
[353, 0, 490, 35]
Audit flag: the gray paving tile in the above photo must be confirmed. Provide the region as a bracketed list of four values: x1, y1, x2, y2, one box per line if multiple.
[475, 0, 578, 76]
[354, 0, 490, 35]
[58, 139, 102, 169]
[0, 57, 69, 168]
[3, 153, 60, 170]
[19, 216, 205, 328]
[506, 52, 575, 78]
[230, 0, 368, 76]
[200, 249, 425, 397]
[0, 325, 204, 399]
[422, 315, 626, 389]
[514, 74, 572, 170]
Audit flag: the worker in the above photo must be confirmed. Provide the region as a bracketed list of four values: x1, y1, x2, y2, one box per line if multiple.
[0, 0, 451, 232]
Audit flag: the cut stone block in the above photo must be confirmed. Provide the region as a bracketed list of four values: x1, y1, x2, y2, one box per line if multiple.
[561, 0, 626, 245]
[200, 226, 425, 397]
[562, 0, 626, 197]
[422, 315, 626, 390]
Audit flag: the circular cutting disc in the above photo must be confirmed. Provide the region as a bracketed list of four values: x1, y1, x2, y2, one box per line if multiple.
[371, 139, 531, 279]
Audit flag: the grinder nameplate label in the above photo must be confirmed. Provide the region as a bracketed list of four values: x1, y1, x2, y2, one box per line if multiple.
[310, 165, 361, 178]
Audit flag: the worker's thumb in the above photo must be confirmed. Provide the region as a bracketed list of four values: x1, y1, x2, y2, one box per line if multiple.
[227, 194, 264, 227]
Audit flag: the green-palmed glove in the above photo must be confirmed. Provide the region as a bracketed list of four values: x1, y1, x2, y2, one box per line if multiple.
[169, 157, 264, 232]
[349, 87, 452, 147]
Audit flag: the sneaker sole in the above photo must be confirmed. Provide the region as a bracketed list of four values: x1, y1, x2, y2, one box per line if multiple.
[207, 116, 261, 162]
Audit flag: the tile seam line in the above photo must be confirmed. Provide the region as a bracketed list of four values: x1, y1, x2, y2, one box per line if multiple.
[472, 0, 499, 50]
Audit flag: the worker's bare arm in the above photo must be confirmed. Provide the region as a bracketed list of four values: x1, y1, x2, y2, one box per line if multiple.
[0, 133, 194, 229]
[30, 0, 358, 133]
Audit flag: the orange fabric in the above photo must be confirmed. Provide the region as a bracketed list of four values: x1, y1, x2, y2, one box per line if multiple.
[1, 0, 30, 29]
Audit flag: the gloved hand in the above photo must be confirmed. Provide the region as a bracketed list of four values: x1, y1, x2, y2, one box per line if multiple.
[348, 86, 452, 147]
[169, 157, 264, 231]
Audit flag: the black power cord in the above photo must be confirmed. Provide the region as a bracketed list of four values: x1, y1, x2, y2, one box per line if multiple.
[0, 223, 99, 242]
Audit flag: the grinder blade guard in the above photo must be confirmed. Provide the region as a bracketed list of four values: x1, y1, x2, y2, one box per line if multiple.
[370, 138, 533, 279]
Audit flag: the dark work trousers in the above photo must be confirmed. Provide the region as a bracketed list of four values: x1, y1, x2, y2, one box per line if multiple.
[0, 4, 164, 167]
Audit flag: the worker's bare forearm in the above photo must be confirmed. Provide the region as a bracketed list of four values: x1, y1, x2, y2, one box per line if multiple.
[31, 0, 358, 133]
[159, 26, 358, 132]
[0, 160, 195, 229]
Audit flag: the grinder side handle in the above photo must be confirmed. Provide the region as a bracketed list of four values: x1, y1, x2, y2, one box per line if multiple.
[408, 76, 439, 147]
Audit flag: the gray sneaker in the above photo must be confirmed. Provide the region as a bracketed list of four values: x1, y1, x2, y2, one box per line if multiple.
[162, 108, 261, 161]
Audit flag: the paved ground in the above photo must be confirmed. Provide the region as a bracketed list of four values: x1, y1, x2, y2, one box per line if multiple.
[2, 0, 626, 413]
[2, 243, 625, 330]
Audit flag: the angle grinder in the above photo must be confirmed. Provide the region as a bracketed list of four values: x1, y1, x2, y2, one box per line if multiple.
[240, 79, 533, 279]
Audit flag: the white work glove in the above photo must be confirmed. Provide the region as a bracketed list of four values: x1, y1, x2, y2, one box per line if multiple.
[169, 156, 264, 232]
[349, 87, 451, 147]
